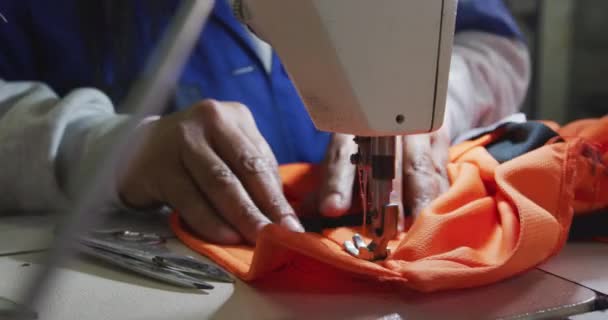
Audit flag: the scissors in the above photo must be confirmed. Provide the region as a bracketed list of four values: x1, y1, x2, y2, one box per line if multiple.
[78, 229, 233, 290]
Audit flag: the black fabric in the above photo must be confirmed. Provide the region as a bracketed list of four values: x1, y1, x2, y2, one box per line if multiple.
[485, 122, 559, 163]
[569, 209, 608, 240]
[300, 214, 363, 233]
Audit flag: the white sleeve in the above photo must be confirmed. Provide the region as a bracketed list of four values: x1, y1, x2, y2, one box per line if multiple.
[444, 31, 531, 141]
[0, 79, 131, 213]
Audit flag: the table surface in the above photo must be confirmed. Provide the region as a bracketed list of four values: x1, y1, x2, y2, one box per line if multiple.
[0, 215, 54, 256]
[540, 242, 608, 295]
[0, 214, 605, 320]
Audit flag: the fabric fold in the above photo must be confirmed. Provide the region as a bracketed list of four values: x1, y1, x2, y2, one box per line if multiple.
[171, 117, 608, 292]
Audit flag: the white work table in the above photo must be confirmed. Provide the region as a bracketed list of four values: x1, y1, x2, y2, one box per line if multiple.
[540, 242, 608, 295]
[540, 243, 608, 320]
[0, 214, 606, 320]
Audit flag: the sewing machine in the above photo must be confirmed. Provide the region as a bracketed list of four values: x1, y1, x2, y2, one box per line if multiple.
[234, 0, 457, 260]
[2, 2, 606, 319]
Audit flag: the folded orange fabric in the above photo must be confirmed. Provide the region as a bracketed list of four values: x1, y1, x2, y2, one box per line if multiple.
[170, 117, 608, 292]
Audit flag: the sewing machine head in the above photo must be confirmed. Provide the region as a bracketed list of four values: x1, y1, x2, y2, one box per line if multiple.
[235, 0, 457, 260]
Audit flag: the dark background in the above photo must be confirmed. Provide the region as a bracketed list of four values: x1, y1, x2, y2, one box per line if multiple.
[506, 0, 608, 123]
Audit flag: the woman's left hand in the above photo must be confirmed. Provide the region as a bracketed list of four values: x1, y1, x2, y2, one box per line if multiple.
[401, 127, 451, 217]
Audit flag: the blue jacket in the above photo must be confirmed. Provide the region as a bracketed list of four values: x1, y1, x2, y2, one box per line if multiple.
[0, 0, 521, 164]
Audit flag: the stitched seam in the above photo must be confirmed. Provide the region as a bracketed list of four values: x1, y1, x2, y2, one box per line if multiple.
[593, 155, 600, 211]
[553, 140, 578, 253]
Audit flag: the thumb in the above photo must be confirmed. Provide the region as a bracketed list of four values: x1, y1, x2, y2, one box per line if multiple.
[403, 134, 450, 218]
[319, 133, 357, 217]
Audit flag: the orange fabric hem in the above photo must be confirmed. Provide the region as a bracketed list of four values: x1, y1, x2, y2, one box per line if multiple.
[171, 117, 608, 292]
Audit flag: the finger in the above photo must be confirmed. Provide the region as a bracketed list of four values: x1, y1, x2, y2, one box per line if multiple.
[236, 111, 282, 187]
[180, 130, 272, 244]
[402, 135, 446, 217]
[163, 174, 242, 245]
[430, 131, 451, 182]
[208, 104, 304, 233]
[319, 134, 357, 217]
[215, 128, 303, 232]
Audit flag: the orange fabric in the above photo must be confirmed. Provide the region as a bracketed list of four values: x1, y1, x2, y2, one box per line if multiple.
[171, 117, 608, 292]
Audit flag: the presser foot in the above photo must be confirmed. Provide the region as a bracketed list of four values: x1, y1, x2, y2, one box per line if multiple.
[344, 234, 390, 261]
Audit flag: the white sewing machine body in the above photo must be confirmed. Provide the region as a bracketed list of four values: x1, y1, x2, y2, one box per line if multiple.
[240, 0, 457, 136]
[236, 0, 458, 260]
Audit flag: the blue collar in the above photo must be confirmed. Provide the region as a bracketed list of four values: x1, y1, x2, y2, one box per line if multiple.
[211, 0, 265, 68]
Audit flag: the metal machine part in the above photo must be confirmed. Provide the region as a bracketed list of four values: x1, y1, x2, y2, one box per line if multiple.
[345, 136, 402, 261]
[78, 230, 234, 290]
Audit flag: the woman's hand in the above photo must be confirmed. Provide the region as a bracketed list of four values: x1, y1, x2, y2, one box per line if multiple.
[318, 133, 358, 217]
[402, 128, 451, 217]
[119, 99, 304, 245]
[312, 128, 451, 220]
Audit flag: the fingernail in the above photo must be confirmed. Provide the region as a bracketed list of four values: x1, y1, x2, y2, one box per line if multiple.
[255, 220, 271, 232]
[217, 228, 243, 245]
[320, 193, 347, 217]
[281, 215, 305, 233]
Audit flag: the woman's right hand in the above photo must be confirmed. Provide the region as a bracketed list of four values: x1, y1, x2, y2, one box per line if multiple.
[119, 99, 304, 245]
